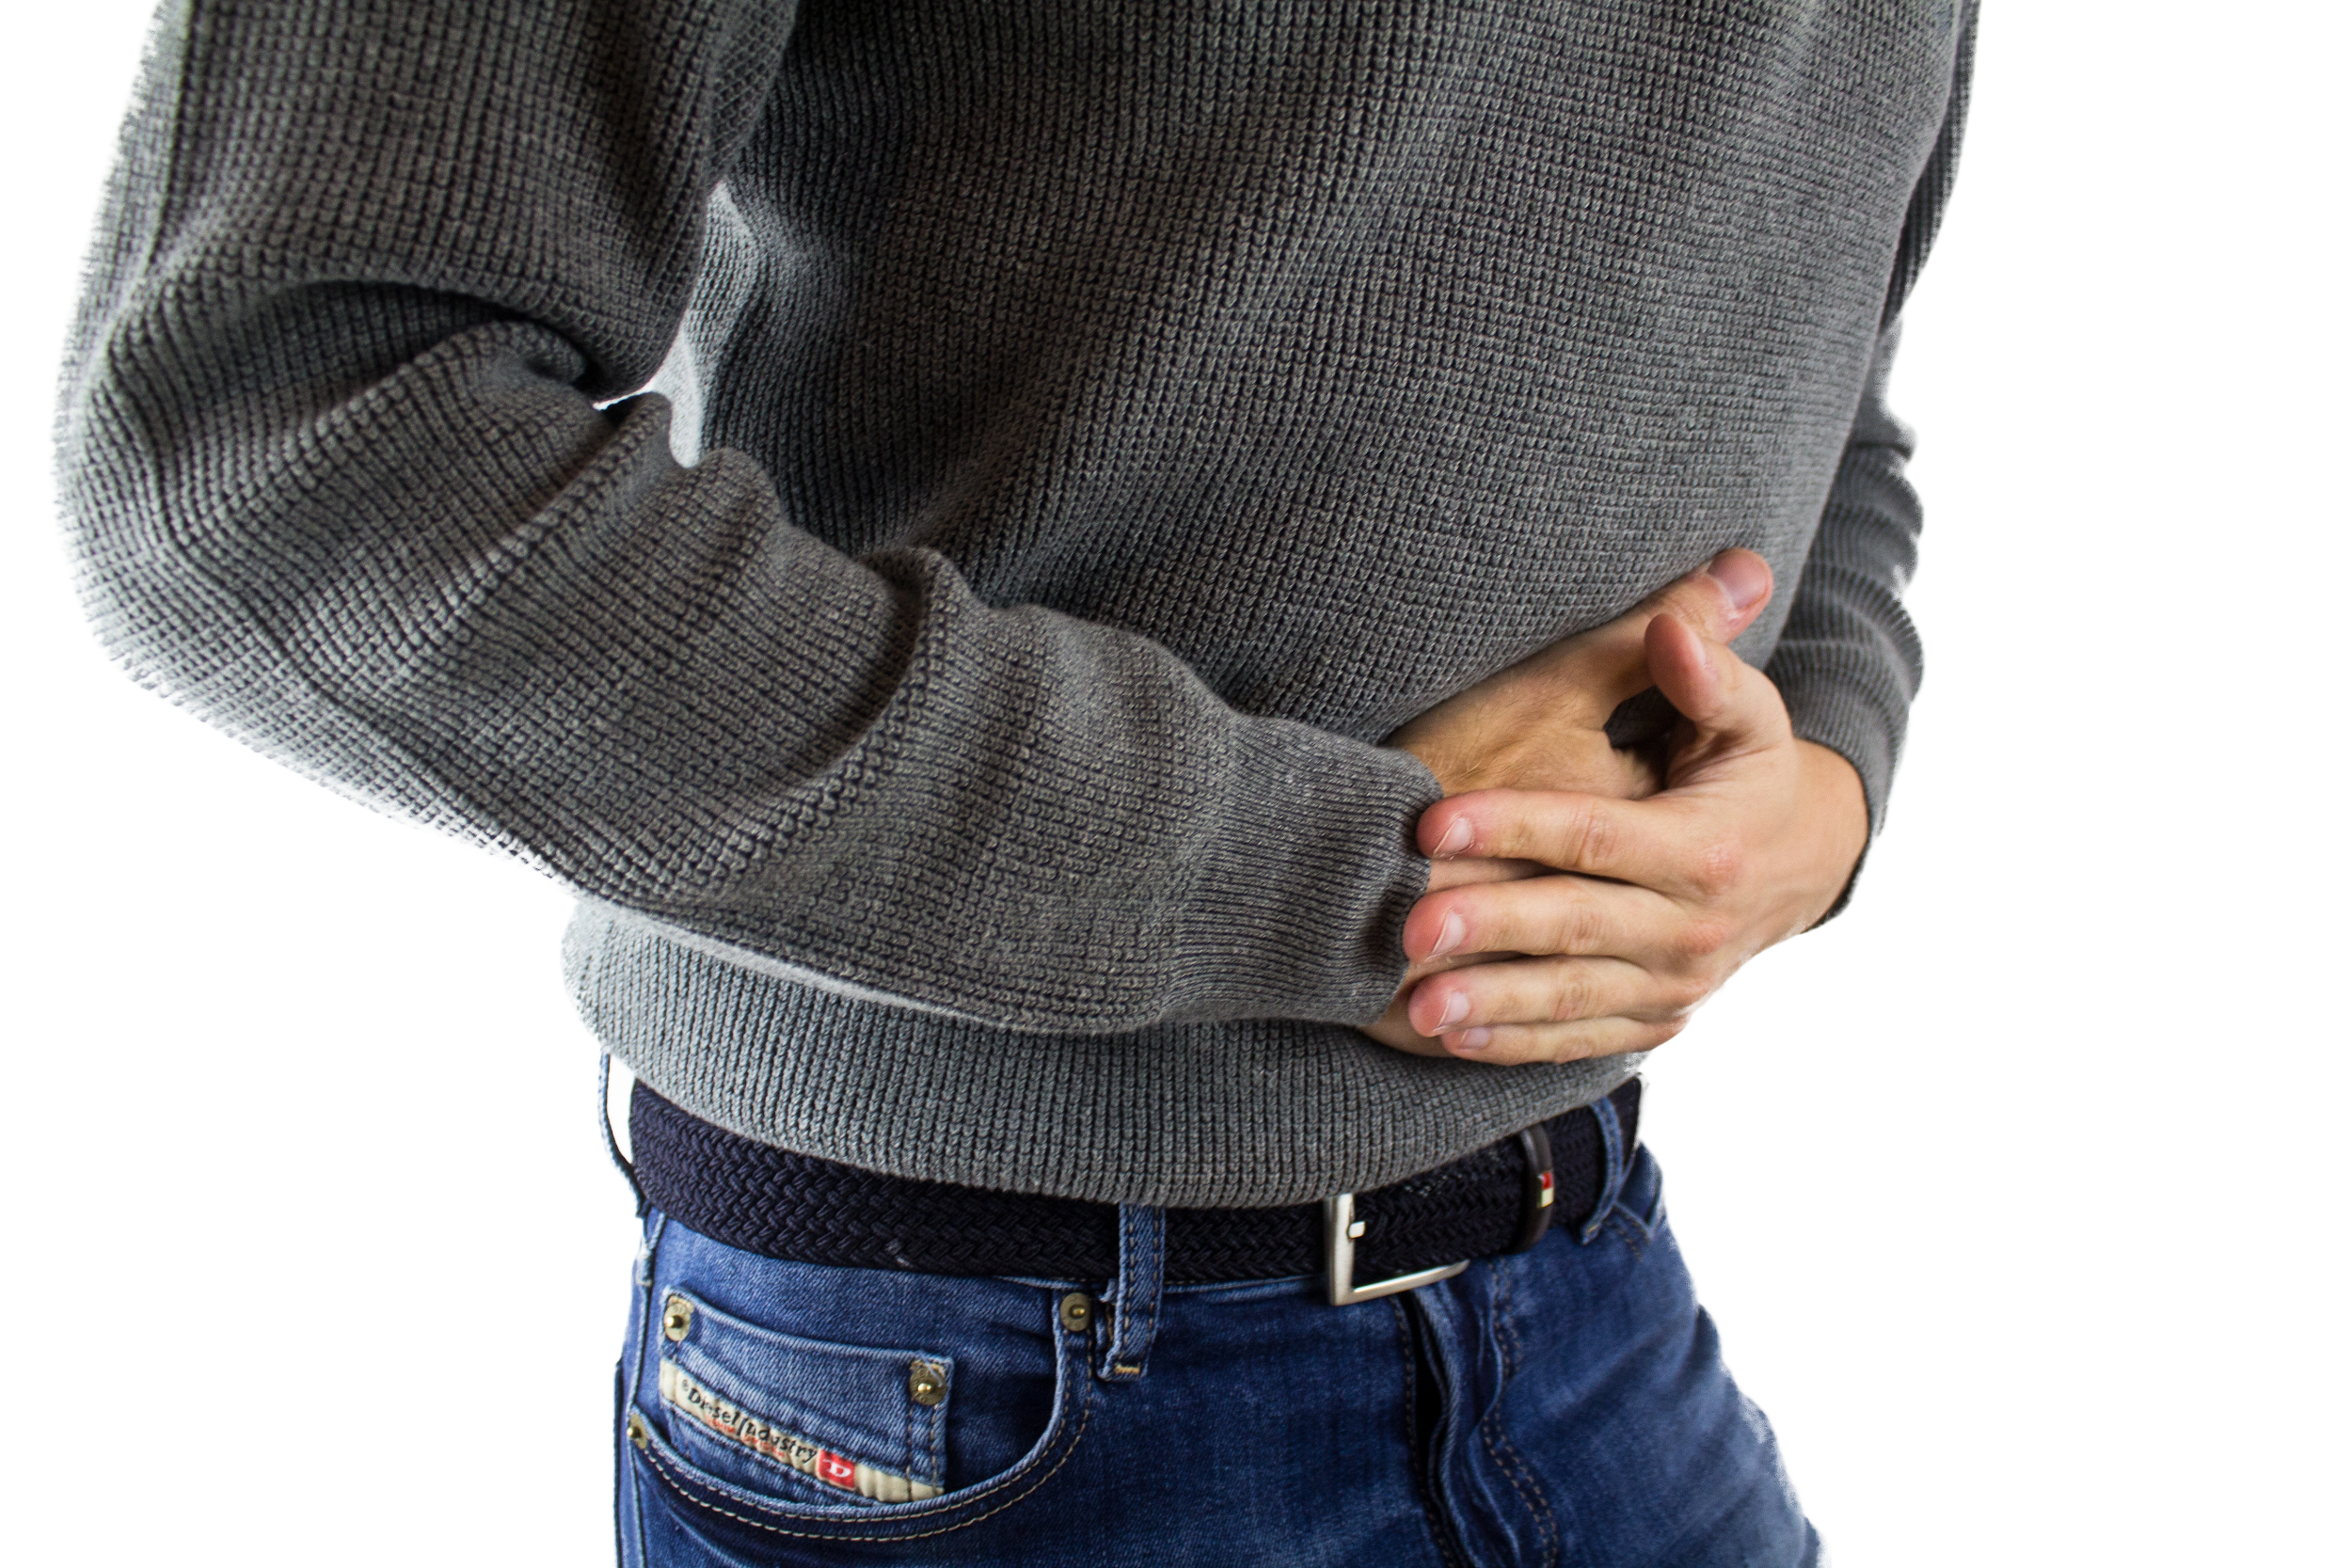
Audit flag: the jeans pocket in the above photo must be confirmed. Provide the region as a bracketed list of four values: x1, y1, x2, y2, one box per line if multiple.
[655, 1289, 951, 1506]
[624, 1247, 1092, 1555]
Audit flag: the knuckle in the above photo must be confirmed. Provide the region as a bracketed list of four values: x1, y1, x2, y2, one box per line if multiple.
[1673, 914, 1734, 962]
[1648, 575, 1713, 617]
[1570, 800, 1619, 869]
[1658, 579, 1729, 637]
[1661, 974, 1714, 1017]
[1526, 1025, 1589, 1064]
[1551, 895, 1606, 956]
[1689, 834, 1745, 897]
[1549, 971, 1597, 1023]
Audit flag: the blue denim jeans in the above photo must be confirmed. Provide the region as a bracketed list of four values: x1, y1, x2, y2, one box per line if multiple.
[615, 1146, 1820, 1566]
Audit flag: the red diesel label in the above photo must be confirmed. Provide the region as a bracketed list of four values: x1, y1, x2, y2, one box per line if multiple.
[656, 1358, 943, 1503]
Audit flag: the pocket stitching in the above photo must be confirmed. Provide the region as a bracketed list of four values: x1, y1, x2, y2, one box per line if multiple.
[639, 1393, 1093, 1544]
[662, 1399, 890, 1511]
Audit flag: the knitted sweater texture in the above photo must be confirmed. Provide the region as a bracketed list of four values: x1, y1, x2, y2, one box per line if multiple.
[61, 0, 1972, 1206]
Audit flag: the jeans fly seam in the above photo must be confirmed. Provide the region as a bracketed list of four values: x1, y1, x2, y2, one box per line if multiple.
[1492, 1256, 1523, 1385]
[1480, 1257, 1561, 1565]
[1476, 1411, 1562, 1568]
[1393, 1296, 1471, 1568]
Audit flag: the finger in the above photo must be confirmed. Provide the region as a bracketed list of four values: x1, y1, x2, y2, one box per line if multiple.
[1358, 994, 1456, 1058]
[1643, 609, 1726, 724]
[1644, 612, 1794, 756]
[1423, 855, 1549, 894]
[1395, 942, 1517, 992]
[1536, 548, 1773, 725]
[1401, 871, 1681, 966]
[1437, 1013, 1690, 1068]
[1406, 952, 1692, 1037]
[1419, 788, 1716, 897]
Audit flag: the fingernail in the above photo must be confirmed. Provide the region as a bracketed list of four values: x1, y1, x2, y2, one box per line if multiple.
[1434, 992, 1469, 1029]
[1432, 817, 1473, 858]
[1426, 910, 1466, 959]
[1705, 550, 1770, 613]
[1449, 1028, 1493, 1053]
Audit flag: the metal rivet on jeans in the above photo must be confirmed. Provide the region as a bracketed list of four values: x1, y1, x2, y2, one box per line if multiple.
[661, 1293, 693, 1342]
[1058, 1292, 1092, 1333]
[627, 1412, 649, 1450]
[907, 1360, 947, 1406]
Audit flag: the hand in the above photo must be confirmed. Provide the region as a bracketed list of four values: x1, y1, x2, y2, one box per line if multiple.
[1383, 607, 1868, 1065]
[1362, 550, 1778, 1056]
[1386, 549, 1775, 800]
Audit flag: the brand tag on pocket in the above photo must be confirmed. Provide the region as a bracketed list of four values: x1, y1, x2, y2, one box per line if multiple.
[657, 1360, 942, 1502]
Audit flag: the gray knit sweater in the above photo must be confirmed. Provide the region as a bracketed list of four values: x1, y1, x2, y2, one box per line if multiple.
[61, 0, 1971, 1207]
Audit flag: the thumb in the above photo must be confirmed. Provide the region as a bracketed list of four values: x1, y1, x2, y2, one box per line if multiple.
[1677, 547, 1773, 644]
[1645, 611, 1732, 727]
[1645, 609, 1788, 751]
[1537, 548, 1774, 724]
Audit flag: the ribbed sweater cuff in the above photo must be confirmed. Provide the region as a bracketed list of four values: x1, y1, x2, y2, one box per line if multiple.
[1173, 728, 1439, 1026]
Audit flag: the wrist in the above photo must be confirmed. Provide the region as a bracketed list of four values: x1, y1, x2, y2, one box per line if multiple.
[1792, 739, 1870, 926]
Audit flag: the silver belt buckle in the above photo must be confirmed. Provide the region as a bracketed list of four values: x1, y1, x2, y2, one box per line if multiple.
[1322, 1192, 1469, 1306]
[1323, 1127, 1557, 1306]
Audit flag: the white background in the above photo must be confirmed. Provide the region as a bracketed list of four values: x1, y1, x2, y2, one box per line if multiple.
[4, 5, 2344, 1562]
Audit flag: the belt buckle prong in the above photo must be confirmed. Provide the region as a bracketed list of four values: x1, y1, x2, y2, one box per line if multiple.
[1322, 1192, 1470, 1306]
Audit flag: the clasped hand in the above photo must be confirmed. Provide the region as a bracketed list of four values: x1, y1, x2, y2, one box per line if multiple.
[1368, 551, 1867, 1065]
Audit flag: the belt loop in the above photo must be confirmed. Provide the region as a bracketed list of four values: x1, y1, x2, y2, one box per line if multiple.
[1099, 1205, 1166, 1383]
[1581, 1093, 1629, 1243]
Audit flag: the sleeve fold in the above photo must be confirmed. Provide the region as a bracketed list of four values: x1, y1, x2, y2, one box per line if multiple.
[57, 0, 1436, 1035]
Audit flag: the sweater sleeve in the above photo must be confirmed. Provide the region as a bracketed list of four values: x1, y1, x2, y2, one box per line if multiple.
[1764, 1, 1976, 840]
[56, 0, 1438, 1034]
[1764, 317, 1927, 837]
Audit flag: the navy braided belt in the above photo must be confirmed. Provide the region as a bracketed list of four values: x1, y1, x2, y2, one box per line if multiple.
[629, 1079, 1641, 1286]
